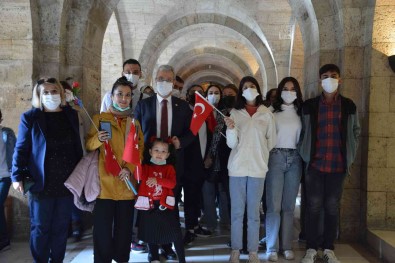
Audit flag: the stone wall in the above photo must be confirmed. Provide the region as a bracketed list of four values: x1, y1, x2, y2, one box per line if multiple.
[0, 0, 34, 240]
[366, 0, 395, 230]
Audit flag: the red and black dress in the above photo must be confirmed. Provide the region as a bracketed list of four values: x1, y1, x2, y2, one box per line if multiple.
[137, 164, 181, 244]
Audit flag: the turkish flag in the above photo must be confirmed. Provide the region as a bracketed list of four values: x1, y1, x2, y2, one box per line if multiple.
[104, 141, 121, 176]
[190, 92, 214, 135]
[206, 112, 217, 133]
[123, 120, 142, 181]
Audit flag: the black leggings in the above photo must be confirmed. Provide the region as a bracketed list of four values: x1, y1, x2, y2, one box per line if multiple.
[148, 236, 186, 263]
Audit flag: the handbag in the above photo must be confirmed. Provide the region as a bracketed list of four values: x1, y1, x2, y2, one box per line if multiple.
[134, 196, 150, 210]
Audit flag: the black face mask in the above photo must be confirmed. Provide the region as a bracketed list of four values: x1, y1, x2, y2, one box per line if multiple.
[222, 96, 236, 108]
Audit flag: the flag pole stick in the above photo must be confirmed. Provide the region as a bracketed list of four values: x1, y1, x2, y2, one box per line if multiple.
[195, 91, 238, 132]
[74, 98, 99, 132]
[195, 91, 227, 119]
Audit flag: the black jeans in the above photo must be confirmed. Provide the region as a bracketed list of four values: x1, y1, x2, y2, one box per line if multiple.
[93, 199, 134, 263]
[183, 178, 204, 230]
[305, 168, 346, 250]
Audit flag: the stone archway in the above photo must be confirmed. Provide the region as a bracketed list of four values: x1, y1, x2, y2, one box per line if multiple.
[139, 12, 277, 90]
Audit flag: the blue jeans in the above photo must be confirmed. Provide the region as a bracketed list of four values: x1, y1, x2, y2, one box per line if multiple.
[29, 194, 73, 263]
[265, 148, 302, 252]
[229, 176, 265, 252]
[0, 177, 11, 242]
[202, 181, 217, 230]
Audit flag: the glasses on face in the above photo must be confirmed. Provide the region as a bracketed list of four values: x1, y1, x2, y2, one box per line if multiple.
[115, 92, 132, 99]
[156, 77, 173, 83]
[37, 78, 57, 85]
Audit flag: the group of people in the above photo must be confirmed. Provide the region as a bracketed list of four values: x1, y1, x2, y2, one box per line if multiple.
[0, 59, 360, 263]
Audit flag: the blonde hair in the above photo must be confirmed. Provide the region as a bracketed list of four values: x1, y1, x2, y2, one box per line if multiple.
[31, 77, 66, 109]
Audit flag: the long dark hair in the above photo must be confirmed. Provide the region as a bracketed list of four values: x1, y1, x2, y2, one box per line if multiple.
[234, 76, 265, 110]
[272, 77, 303, 115]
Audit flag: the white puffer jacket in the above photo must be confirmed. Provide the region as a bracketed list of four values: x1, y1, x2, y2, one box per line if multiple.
[226, 106, 277, 178]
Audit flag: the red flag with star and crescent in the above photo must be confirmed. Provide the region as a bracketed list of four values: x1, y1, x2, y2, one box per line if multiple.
[123, 120, 142, 182]
[104, 141, 121, 176]
[190, 92, 214, 135]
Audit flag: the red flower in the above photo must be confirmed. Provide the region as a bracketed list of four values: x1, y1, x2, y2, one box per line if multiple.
[72, 81, 80, 88]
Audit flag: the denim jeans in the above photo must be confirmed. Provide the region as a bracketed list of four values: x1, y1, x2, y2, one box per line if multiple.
[265, 148, 302, 252]
[29, 194, 73, 263]
[202, 181, 217, 230]
[305, 167, 346, 250]
[229, 176, 265, 252]
[0, 177, 11, 242]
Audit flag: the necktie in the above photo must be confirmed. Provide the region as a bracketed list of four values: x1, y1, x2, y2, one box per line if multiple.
[160, 99, 168, 140]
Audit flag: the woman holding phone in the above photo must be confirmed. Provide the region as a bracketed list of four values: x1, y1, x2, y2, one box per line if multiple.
[86, 76, 144, 263]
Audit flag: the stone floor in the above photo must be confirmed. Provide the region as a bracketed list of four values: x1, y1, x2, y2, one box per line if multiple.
[0, 225, 382, 263]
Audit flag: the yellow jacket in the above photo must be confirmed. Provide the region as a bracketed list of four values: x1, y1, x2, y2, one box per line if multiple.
[86, 112, 144, 200]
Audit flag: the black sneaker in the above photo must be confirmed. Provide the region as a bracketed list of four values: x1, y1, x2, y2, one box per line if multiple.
[194, 226, 212, 237]
[183, 231, 196, 246]
[160, 246, 177, 260]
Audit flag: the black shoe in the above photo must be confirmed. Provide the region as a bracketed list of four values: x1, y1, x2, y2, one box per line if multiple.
[0, 240, 10, 252]
[147, 253, 160, 263]
[160, 246, 177, 260]
[194, 226, 212, 237]
[183, 231, 196, 246]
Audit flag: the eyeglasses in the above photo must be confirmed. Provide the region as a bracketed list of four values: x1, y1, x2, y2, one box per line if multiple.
[156, 78, 173, 83]
[37, 78, 57, 85]
[115, 93, 132, 99]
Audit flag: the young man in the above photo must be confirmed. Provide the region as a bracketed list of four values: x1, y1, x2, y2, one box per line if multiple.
[298, 64, 360, 263]
[100, 58, 145, 112]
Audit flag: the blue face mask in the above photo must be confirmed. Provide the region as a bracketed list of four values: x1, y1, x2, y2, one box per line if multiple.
[150, 157, 166, 165]
[112, 102, 130, 112]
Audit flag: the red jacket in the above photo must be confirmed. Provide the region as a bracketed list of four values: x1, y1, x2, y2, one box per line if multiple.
[136, 164, 176, 210]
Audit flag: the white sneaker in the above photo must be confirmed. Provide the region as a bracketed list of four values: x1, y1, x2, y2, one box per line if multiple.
[283, 250, 295, 260]
[323, 249, 340, 263]
[300, 249, 317, 263]
[248, 252, 261, 263]
[229, 249, 240, 263]
[266, 251, 278, 261]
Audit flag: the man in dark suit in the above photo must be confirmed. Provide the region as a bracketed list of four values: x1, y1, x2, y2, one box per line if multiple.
[134, 64, 194, 261]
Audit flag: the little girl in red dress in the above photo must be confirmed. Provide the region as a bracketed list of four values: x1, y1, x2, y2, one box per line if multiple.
[135, 138, 185, 263]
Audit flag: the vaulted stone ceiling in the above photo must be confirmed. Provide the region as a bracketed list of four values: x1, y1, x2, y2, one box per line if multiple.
[102, 0, 304, 94]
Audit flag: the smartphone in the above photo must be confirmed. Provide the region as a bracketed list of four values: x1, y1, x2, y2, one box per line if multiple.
[99, 121, 112, 139]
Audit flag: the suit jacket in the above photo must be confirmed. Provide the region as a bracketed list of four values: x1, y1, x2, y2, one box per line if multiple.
[134, 94, 194, 192]
[11, 106, 83, 192]
[184, 118, 212, 183]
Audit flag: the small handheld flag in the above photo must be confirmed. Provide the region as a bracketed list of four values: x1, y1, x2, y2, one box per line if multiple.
[190, 92, 214, 135]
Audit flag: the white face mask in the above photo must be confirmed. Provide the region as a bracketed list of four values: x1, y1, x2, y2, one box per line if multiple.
[156, 81, 173, 97]
[281, 90, 297, 104]
[42, 94, 61, 110]
[171, 89, 181, 98]
[321, 78, 339, 93]
[242, 88, 259, 102]
[124, 74, 139, 87]
[207, 94, 220, 105]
